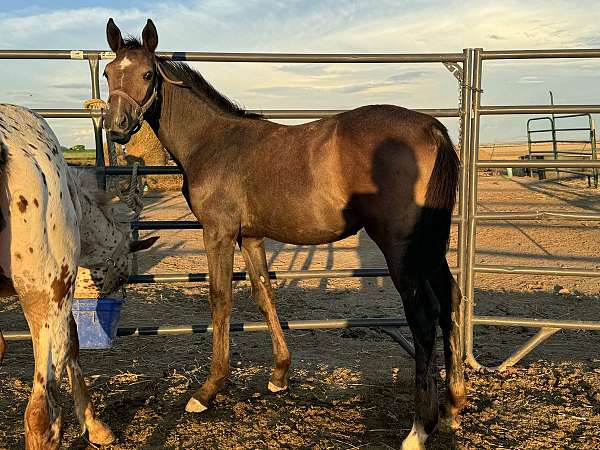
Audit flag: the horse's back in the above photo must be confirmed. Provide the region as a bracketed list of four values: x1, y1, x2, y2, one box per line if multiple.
[0, 104, 79, 287]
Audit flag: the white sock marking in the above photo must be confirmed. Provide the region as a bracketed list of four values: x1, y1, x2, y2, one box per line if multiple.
[268, 381, 287, 393]
[401, 421, 428, 450]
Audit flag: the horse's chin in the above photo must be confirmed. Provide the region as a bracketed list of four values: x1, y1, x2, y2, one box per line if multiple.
[107, 131, 132, 145]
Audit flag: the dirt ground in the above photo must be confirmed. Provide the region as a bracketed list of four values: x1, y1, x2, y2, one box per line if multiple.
[1, 174, 599, 449]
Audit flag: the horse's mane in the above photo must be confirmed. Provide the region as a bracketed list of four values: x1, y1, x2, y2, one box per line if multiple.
[123, 37, 263, 120]
[70, 169, 128, 230]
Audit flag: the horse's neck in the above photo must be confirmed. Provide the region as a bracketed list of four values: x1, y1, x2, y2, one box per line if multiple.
[149, 83, 241, 168]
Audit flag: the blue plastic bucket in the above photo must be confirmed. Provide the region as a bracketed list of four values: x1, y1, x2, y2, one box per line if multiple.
[72, 298, 123, 349]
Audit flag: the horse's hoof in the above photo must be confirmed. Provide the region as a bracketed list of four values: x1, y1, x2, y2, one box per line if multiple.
[438, 414, 461, 432]
[185, 397, 208, 413]
[439, 404, 462, 432]
[267, 381, 288, 393]
[88, 420, 116, 445]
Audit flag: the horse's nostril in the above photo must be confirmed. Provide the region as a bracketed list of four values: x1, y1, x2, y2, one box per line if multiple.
[118, 115, 128, 129]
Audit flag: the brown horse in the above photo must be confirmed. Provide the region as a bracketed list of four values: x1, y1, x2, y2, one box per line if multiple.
[103, 18, 466, 449]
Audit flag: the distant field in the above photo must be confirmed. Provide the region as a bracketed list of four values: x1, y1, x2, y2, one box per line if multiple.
[63, 150, 96, 165]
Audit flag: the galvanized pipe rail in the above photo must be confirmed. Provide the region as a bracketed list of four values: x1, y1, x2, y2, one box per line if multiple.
[0, 49, 465, 63]
[479, 159, 600, 169]
[463, 47, 600, 372]
[2, 317, 407, 339]
[2, 317, 413, 355]
[475, 211, 600, 221]
[474, 265, 600, 278]
[480, 49, 600, 59]
[126, 267, 461, 284]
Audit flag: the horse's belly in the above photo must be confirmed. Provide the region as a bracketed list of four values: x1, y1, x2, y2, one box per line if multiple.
[267, 227, 358, 246]
[246, 204, 361, 245]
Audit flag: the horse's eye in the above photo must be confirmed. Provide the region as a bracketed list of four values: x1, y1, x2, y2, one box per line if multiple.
[143, 71, 153, 81]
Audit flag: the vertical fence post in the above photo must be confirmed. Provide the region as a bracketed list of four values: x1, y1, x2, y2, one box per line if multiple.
[549, 90, 560, 179]
[456, 48, 474, 357]
[88, 53, 106, 189]
[464, 48, 483, 369]
[590, 117, 598, 188]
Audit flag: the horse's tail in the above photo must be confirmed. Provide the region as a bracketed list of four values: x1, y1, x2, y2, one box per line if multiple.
[424, 122, 460, 213]
[421, 126, 465, 402]
[406, 122, 460, 276]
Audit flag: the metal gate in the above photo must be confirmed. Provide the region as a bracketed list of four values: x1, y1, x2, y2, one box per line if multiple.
[527, 112, 598, 187]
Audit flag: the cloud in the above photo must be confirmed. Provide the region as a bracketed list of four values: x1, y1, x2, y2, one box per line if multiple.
[333, 71, 430, 94]
[578, 36, 600, 47]
[0, 8, 146, 47]
[249, 68, 430, 100]
[50, 82, 90, 90]
[517, 76, 544, 84]
[277, 64, 330, 76]
[250, 86, 322, 98]
[388, 70, 432, 82]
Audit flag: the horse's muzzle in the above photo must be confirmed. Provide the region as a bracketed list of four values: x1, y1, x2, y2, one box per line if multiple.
[106, 130, 132, 145]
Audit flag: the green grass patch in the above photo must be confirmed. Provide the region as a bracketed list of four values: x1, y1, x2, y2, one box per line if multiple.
[63, 150, 96, 160]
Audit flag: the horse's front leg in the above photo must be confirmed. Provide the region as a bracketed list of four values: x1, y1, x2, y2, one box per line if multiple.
[186, 226, 236, 413]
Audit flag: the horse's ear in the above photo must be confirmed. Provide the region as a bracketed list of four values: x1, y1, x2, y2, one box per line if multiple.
[106, 18, 124, 52]
[129, 236, 159, 253]
[142, 19, 158, 53]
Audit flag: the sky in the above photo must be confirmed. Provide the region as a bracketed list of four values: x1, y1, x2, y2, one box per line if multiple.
[0, 0, 598, 148]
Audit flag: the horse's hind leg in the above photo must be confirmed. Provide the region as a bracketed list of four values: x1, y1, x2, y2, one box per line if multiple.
[429, 260, 466, 429]
[20, 291, 65, 450]
[66, 314, 115, 445]
[240, 237, 291, 392]
[378, 242, 439, 450]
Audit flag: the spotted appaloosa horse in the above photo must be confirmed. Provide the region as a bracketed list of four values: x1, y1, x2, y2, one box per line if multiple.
[0, 104, 158, 449]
